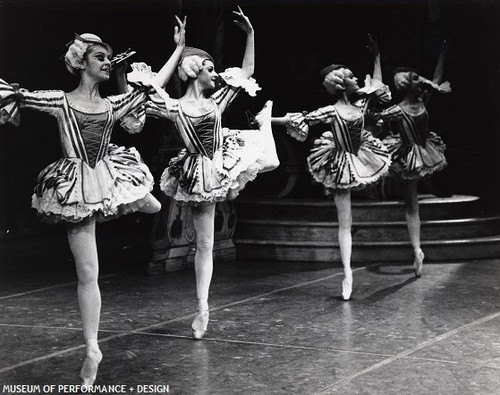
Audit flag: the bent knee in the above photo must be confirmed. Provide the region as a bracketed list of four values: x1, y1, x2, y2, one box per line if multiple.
[258, 157, 280, 173]
[146, 199, 162, 214]
[139, 195, 162, 214]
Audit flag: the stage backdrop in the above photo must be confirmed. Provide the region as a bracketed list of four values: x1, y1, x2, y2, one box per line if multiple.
[0, 0, 498, 257]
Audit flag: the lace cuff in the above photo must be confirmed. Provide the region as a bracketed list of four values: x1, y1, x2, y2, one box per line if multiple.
[357, 76, 392, 103]
[219, 67, 261, 97]
[0, 79, 22, 126]
[421, 78, 452, 93]
[285, 112, 309, 142]
[120, 62, 176, 134]
[120, 112, 145, 134]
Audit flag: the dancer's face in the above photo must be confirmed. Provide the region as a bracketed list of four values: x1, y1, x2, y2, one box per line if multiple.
[408, 71, 424, 92]
[342, 69, 359, 94]
[197, 60, 218, 90]
[82, 45, 112, 81]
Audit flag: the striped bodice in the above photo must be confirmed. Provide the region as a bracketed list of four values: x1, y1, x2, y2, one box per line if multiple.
[172, 102, 224, 160]
[73, 109, 110, 168]
[399, 107, 429, 146]
[305, 105, 364, 154]
[329, 115, 363, 154]
[11, 87, 149, 165]
[142, 83, 242, 160]
[382, 105, 429, 147]
[189, 111, 218, 159]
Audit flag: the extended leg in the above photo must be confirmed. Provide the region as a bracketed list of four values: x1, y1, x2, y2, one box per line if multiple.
[255, 100, 280, 173]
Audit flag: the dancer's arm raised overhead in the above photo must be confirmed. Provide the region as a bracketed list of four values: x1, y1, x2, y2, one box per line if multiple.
[366, 33, 382, 82]
[432, 40, 449, 85]
[233, 6, 255, 79]
[420, 40, 451, 99]
[116, 15, 186, 94]
[154, 15, 187, 87]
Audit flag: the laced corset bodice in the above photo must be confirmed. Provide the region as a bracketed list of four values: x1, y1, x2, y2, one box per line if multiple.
[392, 106, 430, 147]
[189, 110, 217, 159]
[73, 109, 109, 168]
[331, 114, 363, 154]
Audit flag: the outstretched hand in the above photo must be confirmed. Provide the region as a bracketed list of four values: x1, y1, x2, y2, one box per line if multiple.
[366, 33, 380, 58]
[233, 6, 253, 34]
[174, 15, 187, 47]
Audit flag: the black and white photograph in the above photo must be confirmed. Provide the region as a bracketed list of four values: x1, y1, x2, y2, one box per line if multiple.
[0, 0, 499, 393]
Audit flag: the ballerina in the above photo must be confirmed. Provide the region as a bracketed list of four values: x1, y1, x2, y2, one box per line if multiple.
[0, 17, 186, 386]
[272, 35, 392, 300]
[121, 7, 279, 339]
[378, 40, 450, 277]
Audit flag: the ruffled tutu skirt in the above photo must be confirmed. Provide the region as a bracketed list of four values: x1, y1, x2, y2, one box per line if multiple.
[31, 144, 154, 223]
[383, 131, 447, 180]
[307, 130, 391, 193]
[160, 102, 278, 206]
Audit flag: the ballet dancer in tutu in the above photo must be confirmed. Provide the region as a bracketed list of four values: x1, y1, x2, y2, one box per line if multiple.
[377, 40, 450, 277]
[120, 7, 279, 339]
[0, 16, 186, 386]
[272, 35, 392, 300]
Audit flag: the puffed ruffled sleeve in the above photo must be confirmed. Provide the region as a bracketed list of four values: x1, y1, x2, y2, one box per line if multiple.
[369, 104, 403, 134]
[212, 67, 261, 113]
[0, 78, 64, 126]
[285, 105, 338, 142]
[284, 112, 309, 142]
[421, 79, 452, 94]
[108, 88, 151, 121]
[112, 62, 179, 134]
[378, 104, 403, 121]
[304, 105, 338, 124]
[357, 75, 392, 104]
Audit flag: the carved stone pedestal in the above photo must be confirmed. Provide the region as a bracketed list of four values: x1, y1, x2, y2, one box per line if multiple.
[147, 196, 237, 275]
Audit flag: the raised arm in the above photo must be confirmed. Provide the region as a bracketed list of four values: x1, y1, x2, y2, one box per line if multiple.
[154, 15, 187, 88]
[367, 34, 382, 81]
[432, 40, 449, 84]
[233, 6, 255, 79]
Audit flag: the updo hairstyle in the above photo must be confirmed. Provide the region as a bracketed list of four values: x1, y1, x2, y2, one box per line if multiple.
[63, 33, 113, 76]
[177, 46, 215, 82]
[320, 64, 347, 94]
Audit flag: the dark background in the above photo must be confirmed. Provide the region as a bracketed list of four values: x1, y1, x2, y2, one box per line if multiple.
[0, 0, 499, 240]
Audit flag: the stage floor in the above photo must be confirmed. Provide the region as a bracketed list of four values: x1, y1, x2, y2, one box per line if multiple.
[1, 245, 499, 394]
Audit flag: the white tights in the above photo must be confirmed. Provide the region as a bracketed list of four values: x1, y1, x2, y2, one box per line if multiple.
[334, 190, 352, 275]
[192, 204, 216, 311]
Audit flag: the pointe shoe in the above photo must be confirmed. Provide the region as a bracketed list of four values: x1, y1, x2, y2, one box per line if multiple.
[413, 249, 424, 278]
[80, 349, 102, 387]
[342, 272, 353, 301]
[245, 110, 260, 129]
[245, 100, 273, 130]
[255, 100, 273, 127]
[191, 310, 209, 340]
